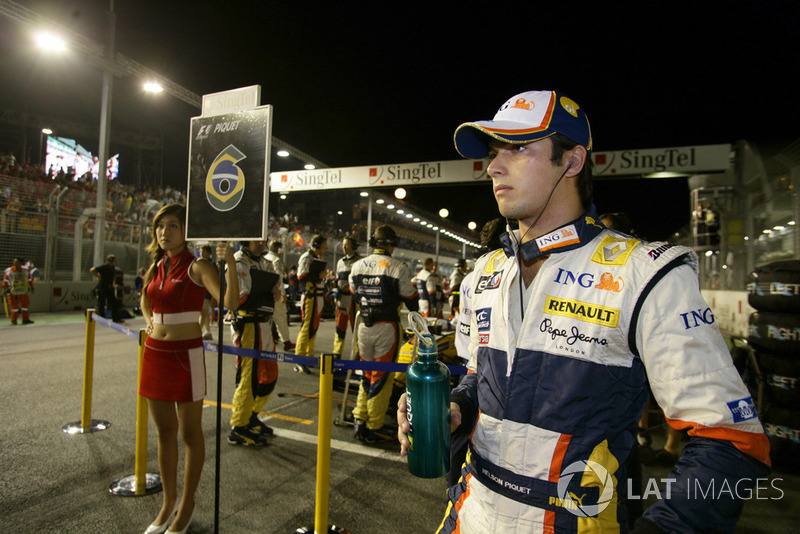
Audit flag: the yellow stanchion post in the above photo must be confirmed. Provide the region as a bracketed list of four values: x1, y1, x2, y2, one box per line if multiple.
[314, 353, 335, 534]
[134, 329, 148, 494]
[109, 329, 162, 495]
[62, 308, 110, 434]
[81, 308, 96, 430]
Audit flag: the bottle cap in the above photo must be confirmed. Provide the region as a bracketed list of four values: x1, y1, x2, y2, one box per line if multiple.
[408, 311, 437, 361]
[418, 333, 437, 356]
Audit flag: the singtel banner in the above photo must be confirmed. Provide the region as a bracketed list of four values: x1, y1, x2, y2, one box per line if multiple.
[270, 159, 489, 192]
[592, 144, 731, 177]
[269, 144, 731, 192]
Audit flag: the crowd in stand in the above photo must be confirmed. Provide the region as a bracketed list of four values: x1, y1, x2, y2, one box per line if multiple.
[1, 152, 184, 239]
[2, 150, 466, 259]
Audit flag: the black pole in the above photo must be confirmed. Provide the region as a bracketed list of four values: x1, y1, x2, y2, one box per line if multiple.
[214, 258, 226, 534]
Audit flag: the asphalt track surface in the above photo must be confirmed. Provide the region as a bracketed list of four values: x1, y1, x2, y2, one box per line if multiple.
[1, 311, 797, 533]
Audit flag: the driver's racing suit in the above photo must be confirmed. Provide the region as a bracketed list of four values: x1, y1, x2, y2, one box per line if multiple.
[440, 209, 770, 533]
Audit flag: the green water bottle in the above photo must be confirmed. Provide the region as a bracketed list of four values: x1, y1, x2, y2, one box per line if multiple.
[406, 333, 451, 478]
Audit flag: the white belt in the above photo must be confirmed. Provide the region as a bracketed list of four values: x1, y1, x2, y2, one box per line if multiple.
[151, 311, 199, 325]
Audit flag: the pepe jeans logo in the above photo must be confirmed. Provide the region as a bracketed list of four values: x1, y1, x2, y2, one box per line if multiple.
[205, 144, 246, 212]
[539, 319, 609, 347]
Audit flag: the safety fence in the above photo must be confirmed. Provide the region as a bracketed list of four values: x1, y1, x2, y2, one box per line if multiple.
[70, 309, 466, 533]
[1, 173, 466, 287]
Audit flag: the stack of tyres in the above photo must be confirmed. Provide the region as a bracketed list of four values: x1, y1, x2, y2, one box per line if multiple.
[747, 259, 800, 474]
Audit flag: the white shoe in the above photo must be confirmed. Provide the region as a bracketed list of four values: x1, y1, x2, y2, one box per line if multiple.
[165, 510, 194, 534]
[144, 505, 177, 534]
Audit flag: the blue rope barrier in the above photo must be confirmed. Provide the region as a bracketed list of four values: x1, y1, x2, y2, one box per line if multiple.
[92, 313, 140, 340]
[92, 313, 468, 375]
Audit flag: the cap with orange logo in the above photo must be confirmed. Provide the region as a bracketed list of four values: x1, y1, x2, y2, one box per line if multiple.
[453, 90, 592, 159]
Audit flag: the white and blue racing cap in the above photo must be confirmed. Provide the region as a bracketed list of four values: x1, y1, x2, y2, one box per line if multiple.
[454, 90, 593, 159]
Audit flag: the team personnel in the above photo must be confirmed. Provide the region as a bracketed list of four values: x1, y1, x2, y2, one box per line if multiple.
[453, 219, 505, 362]
[349, 225, 419, 443]
[90, 254, 123, 323]
[429, 261, 444, 318]
[333, 236, 361, 358]
[448, 258, 468, 318]
[448, 218, 505, 488]
[2, 257, 34, 325]
[199, 245, 215, 340]
[413, 257, 438, 318]
[139, 203, 239, 534]
[398, 90, 770, 533]
[265, 240, 296, 352]
[228, 240, 282, 446]
[294, 234, 328, 373]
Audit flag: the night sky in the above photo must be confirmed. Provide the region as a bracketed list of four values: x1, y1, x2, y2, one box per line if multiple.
[1, 0, 798, 241]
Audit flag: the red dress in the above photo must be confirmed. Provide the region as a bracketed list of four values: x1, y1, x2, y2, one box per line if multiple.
[139, 247, 208, 402]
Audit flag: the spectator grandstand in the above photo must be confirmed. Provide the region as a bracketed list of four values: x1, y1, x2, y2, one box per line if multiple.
[0, 152, 470, 305]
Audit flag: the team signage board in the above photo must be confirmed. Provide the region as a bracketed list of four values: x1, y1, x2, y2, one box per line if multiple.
[186, 106, 272, 240]
[270, 159, 489, 192]
[592, 144, 731, 177]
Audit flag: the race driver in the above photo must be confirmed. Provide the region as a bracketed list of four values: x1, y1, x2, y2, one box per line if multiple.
[397, 90, 770, 533]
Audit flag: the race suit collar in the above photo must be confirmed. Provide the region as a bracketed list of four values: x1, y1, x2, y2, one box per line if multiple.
[245, 249, 263, 262]
[372, 248, 391, 256]
[500, 205, 605, 261]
